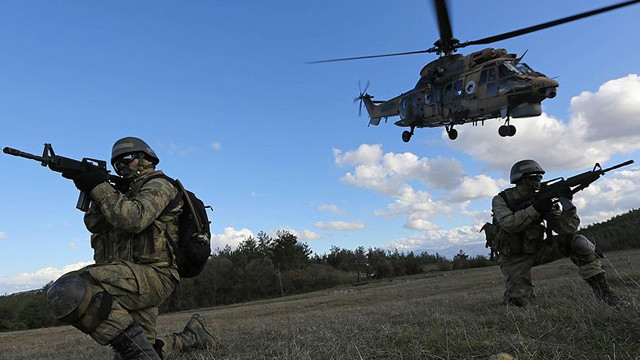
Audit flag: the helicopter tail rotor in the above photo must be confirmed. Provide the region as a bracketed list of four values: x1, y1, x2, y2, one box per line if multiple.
[354, 80, 371, 117]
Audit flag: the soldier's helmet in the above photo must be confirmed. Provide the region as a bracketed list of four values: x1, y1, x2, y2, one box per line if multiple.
[510, 159, 545, 184]
[111, 137, 159, 166]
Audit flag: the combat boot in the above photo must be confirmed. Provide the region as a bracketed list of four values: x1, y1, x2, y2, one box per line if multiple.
[110, 324, 161, 360]
[586, 273, 624, 307]
[184, 313, 220, 350]
[155, 313, 220, 358]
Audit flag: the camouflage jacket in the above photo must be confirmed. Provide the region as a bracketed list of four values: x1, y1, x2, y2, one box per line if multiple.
[84, 170, 183, 273]
[491, 186, 545, 255]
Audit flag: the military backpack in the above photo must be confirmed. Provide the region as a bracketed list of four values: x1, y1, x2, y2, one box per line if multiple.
[143, 174, 212, 278]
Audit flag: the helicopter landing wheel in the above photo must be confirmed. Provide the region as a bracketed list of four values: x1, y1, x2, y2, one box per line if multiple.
[498, 125, 509, 137]
[508, 125, 516, 137]
[447, 128, 458, 140]
[402, 130, 412, 143]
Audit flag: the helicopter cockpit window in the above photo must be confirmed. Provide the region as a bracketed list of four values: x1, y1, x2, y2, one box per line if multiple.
[516, 63, 535, 74]
[499, 62, 523, 78]
[479, 69, 487, 85]
[453, 80, 463, 97]
[487, 67, 496, 82]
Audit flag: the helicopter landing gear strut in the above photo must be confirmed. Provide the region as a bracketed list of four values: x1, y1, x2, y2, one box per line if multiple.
[498, 118, 516, 137]
[402, 126, 415, 143]
[445, 124, 458, 140]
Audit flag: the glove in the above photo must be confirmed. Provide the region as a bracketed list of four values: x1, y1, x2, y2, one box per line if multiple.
[532, 196, 553, 214]
[61, 168, 108, 193]
[560, 184, 573, 200]
[111, 176, 132, 193]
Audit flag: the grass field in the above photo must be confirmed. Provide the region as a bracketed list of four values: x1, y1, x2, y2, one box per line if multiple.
[2, 249, 640, 360]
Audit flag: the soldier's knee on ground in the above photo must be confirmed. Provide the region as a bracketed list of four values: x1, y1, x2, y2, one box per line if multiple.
[570, 234, 597, 263]
[46, 274, 113, 334]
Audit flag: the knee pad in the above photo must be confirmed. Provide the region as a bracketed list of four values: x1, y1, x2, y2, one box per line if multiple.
[46, 275, 113, 334]
[570, 234, 597, 265]
[571, 234, 596, 254]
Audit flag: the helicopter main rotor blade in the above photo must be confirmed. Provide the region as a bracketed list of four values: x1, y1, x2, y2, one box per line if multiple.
[307, 49, 433, 64]
[462, 0, 640, 48]
[433, 0, 453, 48]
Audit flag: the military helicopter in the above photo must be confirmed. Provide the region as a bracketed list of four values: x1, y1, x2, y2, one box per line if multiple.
[311, 0, 640, 142]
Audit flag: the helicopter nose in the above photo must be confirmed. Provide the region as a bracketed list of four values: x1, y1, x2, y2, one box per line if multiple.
[545, 87, 557, 99]
[537, 78, 558, 99]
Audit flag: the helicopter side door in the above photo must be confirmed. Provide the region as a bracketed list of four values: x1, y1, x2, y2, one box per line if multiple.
[424, 86, 442, 121]
[477, 66, 498, 99]
[442, 79, 464, 120]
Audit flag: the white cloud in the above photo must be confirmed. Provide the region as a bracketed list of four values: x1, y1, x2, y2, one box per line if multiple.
[0, 261, 93, 295]
[0, 231, 6, 240]
[210, 142, 222, 151]
[573, 167, 640, 225]
[332, 145, 479, 231]
[448, 74, 640, 172]
[277, 227, 321, 240]
[210, 227, 254, 250]
[318, 204, 348, 215]
[166, 143, 198, 155]
[335, 145, 464, 195]
[333, 144, 382, 166]
[314, 221, 365, 231]
[69, 242, 77, 249]
[448, 175, 507, 202]
[386, 225, 485, 251]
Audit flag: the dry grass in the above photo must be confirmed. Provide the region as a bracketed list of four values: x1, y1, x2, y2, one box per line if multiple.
[2, 249, 640, 360]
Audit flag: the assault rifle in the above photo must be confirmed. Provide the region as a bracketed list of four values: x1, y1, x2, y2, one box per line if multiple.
[512, 159, 634, 211]
[3, 143, 120, 212]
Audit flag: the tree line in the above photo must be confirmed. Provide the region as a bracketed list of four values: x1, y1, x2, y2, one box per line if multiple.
[2, 208, 638, 332]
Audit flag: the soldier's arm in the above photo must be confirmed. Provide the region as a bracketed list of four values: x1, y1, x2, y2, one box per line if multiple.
[83, 200, 110, 233]
[89, 178, 176, 233]
[492, 194, 541, 233]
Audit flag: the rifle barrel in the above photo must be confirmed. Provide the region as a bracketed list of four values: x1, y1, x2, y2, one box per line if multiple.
[2, 147, 45, 162]
[602, 159, 634, 173]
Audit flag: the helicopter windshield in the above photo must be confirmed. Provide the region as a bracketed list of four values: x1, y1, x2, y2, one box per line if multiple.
[515, 62, 535, 74]
[499, 62, 523, 77]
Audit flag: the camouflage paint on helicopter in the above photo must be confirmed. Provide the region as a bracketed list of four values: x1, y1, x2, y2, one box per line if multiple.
[361, 47, 558, 141]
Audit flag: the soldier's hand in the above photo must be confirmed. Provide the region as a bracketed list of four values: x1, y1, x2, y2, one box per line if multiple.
[560, 184, 573, 200]
[62, 169, 108, 193]
[532, 196, 554, 214]
[111, 176, 132, 193]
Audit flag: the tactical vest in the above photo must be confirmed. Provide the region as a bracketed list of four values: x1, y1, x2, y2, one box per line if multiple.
[492, 188, 545, 256]
[90, 171, 182, 266]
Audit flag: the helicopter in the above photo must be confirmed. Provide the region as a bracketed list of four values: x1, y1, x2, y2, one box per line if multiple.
[310, 0, 640, 142]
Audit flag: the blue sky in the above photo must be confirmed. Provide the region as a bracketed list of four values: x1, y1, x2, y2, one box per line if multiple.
[1, 1, 640, 294]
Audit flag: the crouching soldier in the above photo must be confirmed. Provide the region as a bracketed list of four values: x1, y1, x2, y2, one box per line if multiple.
[45, 137, 219, 359]
[491, 159, 622, 307]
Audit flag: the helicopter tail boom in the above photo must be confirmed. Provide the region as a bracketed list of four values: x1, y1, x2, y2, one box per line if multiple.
[359, 95, 399, 126]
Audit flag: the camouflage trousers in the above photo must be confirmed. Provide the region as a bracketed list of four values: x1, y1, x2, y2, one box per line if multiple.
[61, 261, 177, 346]
[498, 234, 603, 306]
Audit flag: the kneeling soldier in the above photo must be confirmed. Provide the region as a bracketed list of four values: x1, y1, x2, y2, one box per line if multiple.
[492, 159, 622, 307]
[46, 137, 219, 359]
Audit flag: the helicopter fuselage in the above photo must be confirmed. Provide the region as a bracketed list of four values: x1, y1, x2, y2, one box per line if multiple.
[362, 48, 559, 141]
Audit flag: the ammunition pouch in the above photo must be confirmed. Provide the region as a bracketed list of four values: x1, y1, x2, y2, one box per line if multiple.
[493, 223, 544, 256]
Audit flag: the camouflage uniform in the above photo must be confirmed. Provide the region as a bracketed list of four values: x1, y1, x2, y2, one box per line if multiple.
[53, 170, 182, 345]
[46, 137, 219, 359]
[492, 185, 603, 306]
